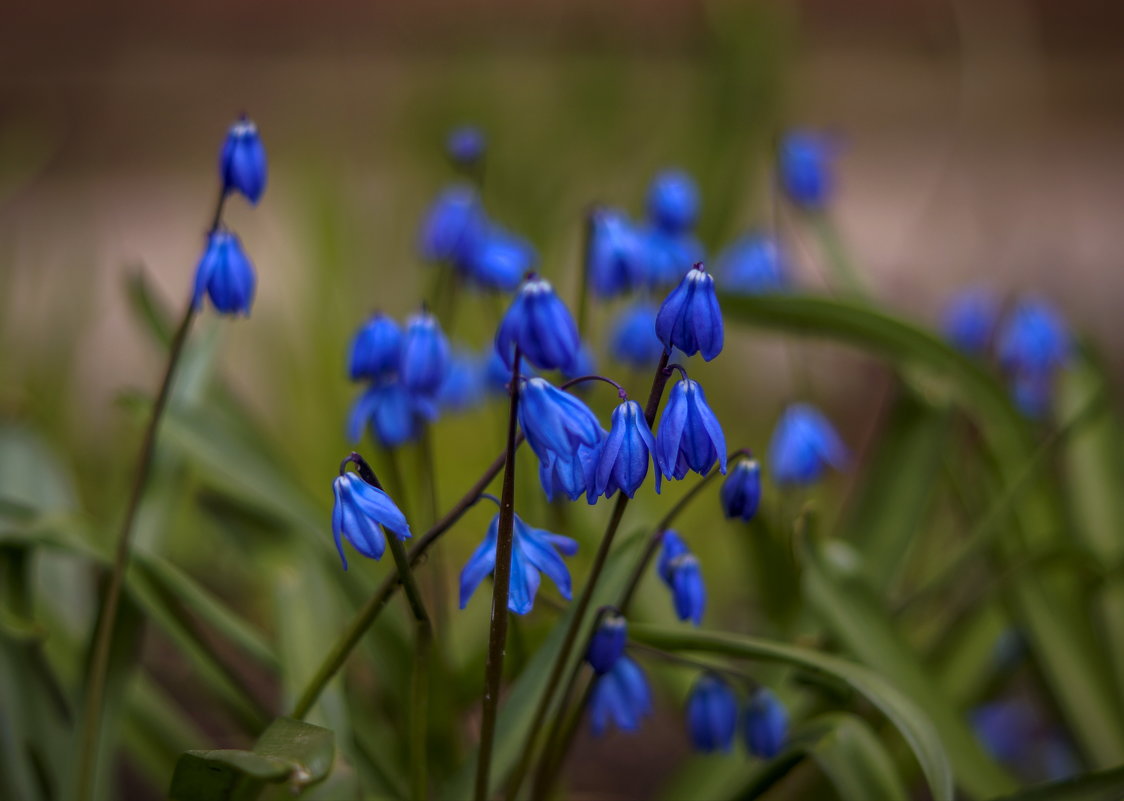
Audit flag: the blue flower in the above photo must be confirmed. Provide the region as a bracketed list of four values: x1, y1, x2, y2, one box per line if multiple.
[610, 303, 665, 369]
[484, 349, 535, 395]
[219, 117, 267, 204]
[347, 382, 421, 448]
[331, 471, 411, 569]
[972, 701, 1038, 765]
[561, 343, 597, 382]
[997, 296, 1071, 376]
[446, 125, 485, 165]
[643, 227, 706, 287]
[655, 379, 727, 489]
[589, 655, 652, 736]
[419, 185, 484, 263]
[656, 263, 724, 361]
[348, 313, 401, 381]
[588, 208, 646, 297]
[942, 286, 999, 356]
[458, 513, 579, 615]
[594, 400, 657, 500]
[586, 611, 628, 675]
[400, 311, 450, 401]
[717, 234, 790, 294]
[518, 377, 603, 463]
[539, 443, 601, 503]
[744, 687, 788, 758]
[720, 459, 761, 521]
[768, 403, 847, 486]
[191, 229, 256, 316]
[438, 348, 485, 412]
[647, 169, 700, 235]
[463, 225, 536, 291]
[495, 277, 581, 372]
[687, 674, 738, 753]
[778, 130, 837, 210]
[658, 531, 706, 625]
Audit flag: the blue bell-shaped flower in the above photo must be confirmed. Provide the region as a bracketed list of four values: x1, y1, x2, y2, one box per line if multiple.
[191, 229, 256, 316]
[219, 116, 267, 204]
[458, 513, 579, 615]
[589, 655, 653, 736]
[768, 403, 847, 486]
[610, 302, 665, 369]
[539, 443, 602, 503]
[400, 311, 450, 402]
[720, 459, 761, 521]
[588, 208, 646, 298]
[643, 227, 706, 287]
[586, 611, 628, 675]
[658, 531, 706, 625]
[495, 277, 581, 372]
[483, 348, 535, 396]
[560, 343, 598, 383]
[743, 687, 788, 758]
[446, 125, 485, 165]
[942, 286, 999, 356]
[347, 382, 422, 448]
[517, 377, 603, 462]
[593, 399, 657, 500]
[647, 169, 700, 235]
[463, 224, 536, 292]
[331, 471, 411, 569]
[778, 130, 837, 210]
[717, 234, 790, 294]
[655, 378, 727, 489]
[437, 348, 485, 413]
[348, 312, 402, 381]
[997, 296, 1071, 376]
[419, 185, 485, 264]
[686, 673, 739, 753]
[656, 263, 724, 361]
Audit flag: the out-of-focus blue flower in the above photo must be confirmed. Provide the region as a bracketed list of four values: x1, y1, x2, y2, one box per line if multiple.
[768, 403, 847, 486]
[586, 611, 628, 675]
[458, 513, 579, 615]
[942, 286, 999, 356]
[348, 313, 401, 381]
[495, 277, 581, 372]
[219, 116, 267, 204]
[463, 225, 536, 292]
[655, 379, 727, 490]
[972, 699, 1080, 782]
[400, 311, 450, 402]
[589, 655, 652, 736]
[561, 343, 597, 382]
[191, 230, 256, 316]
[644, 227, 706, 287]
[594, 400, 657, 500]
[720, 459, 761, 521]
[717, 234, 790, 294]
[779, 130, 837, 210]
[484, 348, 535, 395]
[610, 302, 665, 369]
[347, 382, 421, 448]
[656, 263, 723, 361]
[588, 208, 646, 297]
[331, 471, 411, 569]
[438, 348, 485, 412]
[997, 297, 1071, 376]
[658, 531, 706, 625]
[647, 169, 700, 235]
[446, 125, 485, 165]
[419, 185, 484, 264]
[686, 673, 738, 753]
[744, 688, 788, 758]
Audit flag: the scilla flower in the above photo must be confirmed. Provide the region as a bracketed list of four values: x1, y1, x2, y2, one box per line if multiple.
[419, 185, 483, 264]
[437, 348, 485, 413]
[717, 234, 790, 294]
[778, 130, 837, 210]
[348, 312, 401, 381]
[655, 378, 727, 488]
[656, 264, 724, 361]
[593, 399, 657, 500]
[540, 443, 601, 503]
[647, 169, 700, 235]
[997, 296, 1071, 377]
[643, 227, 706, 287]
[495, 276, 581, 371]
[561, 343, 597, 383]
[347, 382, 421, 448]
[331, 466, 411, 569]
[518, 378, 603, 463]
[687, 674, 738, 753]
[720, 459, 761, 522]
[192, 229, 256, 316]
[219, 116, 267, 204]
[942, 286, 999, 356]
[400, 311, 450, 402]
[658, 531, 706, 625]
[768, 403, 847, 486]
[589, 655, 652, 735]
[744, 687, 788, 758]
[459, 513, 578, 615]
[446, 125, 485, 165]
[484, 349, 535, 395]
[586, 611, 628, 675]
[610, 303, 665, 369]
[464, 225, 536, 291]
[588, 208, 645, 297]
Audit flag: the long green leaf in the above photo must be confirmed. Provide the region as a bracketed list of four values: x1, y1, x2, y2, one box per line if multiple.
[993, 766, 1124, 801]
[796, 712, 911, 801]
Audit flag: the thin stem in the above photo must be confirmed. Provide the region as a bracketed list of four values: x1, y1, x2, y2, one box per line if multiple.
[574, 208, 595, 340]
[558, 373, 627, 399]
[664, 362, 689, 382]
[811, 212, 867, 297]
[420, 425, 449, 630]
[475, 348, 523, 801]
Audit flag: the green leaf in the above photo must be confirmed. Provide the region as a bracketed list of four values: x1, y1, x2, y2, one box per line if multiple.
[124, 269, 175, 348]
[795, 712, 911, 801]
[992, 766, 1124, 801]
[628, 622, 955, 801]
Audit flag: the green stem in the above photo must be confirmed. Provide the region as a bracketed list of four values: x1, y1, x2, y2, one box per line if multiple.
[811, 213, 866, 297]
[574, 208, 595, 340]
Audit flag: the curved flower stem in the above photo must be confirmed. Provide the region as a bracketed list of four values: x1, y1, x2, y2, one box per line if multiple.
[475, 348, 523, 801]
[559, 373, 628, 399]
[74, 188, 227, 801]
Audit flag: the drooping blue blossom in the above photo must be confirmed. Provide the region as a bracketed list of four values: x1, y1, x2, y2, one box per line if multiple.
[972, 700, 1080, 782]
[720, 459, 761, 521]
[778, 130, 837, 210]
[561, 343, 598, 382]
[462, 224, 536, 291]
[331, 471, 411, 569]
[495, 277, 581, 372]
[191, 229, 256, 316]
[655, 379, 727, 490]
[400, 311, 450, 403]
[658, 531, 706, 625]
[647, 169, 700, 235]
[419, 185, 484, 264]
[655, 263, 724, 361]
[348, 312, 401, 381]
[942, 286, 999, 356]
[997, 296, 1072, 377]
[586, 611, 628, 675]
[437, 348, 485, 412]
[539, 443, 601, 503]
[768, 403, 847, 486]
[686, 673, 738, 753]
[347, 382, 421, 448]
[484, 348, 535, 395]
[458, 513, 579, 615]
[593, 400, 657, 500]
[518, 378, 603, 461]
[610, 302, 665, 369]
[446, 125, 485, 165]
[717, 234, 790, 294]
[588, 208, 646, 297]
[643, 227, 706, 287]
[219, 116, 267, 204]
[589, 655, 652, 736]
[744, 688, 788, 758]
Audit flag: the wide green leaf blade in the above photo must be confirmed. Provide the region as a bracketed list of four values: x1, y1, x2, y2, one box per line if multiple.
[796, 712, 911, 801]
[992, 766, 1124, 801]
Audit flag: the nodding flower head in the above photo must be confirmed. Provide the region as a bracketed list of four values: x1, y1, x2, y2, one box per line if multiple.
[687, 673, 739, 753]
[655, 378, 727, 490]
[768, 403, 847, 487]
[446, 125, 486, 165]
[720, 459, 761, 522]
[220, 116, 267, 204]
[589, 655, 652, 736]
[778, 130, 838, 210]
[419, 185, 484, 264]
[643, 227, 706, 287]
[518, 377, 603, 461]
[495, 276, 581, 372]
[400, 311, 450, 401]
[658, 531, 706, 625]
[610, 302, 665, 369]
[718, 234, 790, 295]
[593, 399, 657, 501]
[539, 440, 602, 503]
[347, 382, 423, 448]
[997, 296, 1071, 377]
[192, 229, 256, 316]
[348, 312, 402, 381]
[484, 348, 535, 395]
[647, 169, 700, 235]
[586, 611, 628, 675]
[588, 208, 646, 298]
[942, 286, 999, 357]
[331, 467, 411, 569]
[743, 688, 788, 759]
[458, 512, 579, 615]
[463, 224, 536, 292]
[437, 348, 485, 413]
[656, 264, 724, 361]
